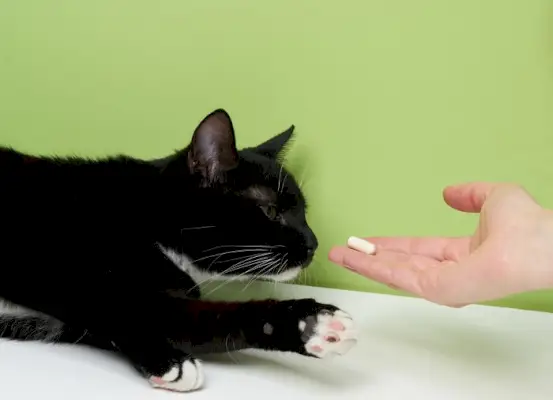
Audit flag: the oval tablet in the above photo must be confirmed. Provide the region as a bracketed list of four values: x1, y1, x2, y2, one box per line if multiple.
[347, 236, 376, 255]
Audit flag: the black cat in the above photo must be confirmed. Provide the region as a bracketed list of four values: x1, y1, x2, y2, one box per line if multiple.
[0, 109, 357, 392]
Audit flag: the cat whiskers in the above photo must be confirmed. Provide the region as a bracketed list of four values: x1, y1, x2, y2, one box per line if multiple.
[225, 334, 240, 364]
[269, 254, 289, 295]
[300, 255, 321, 286]
[185, 251, 271, 294]
[183, 244, 288, 296]
[188, 248, 275, 292]
[189, 244, 284, 282]
[191, 247, 270, 265]
[276, 163, 289, 195]
[207, 252, 265, 270]
[201, 257, 274, 296]
[277, 164, 284, 193]
[180, 225, 217, 233]
[280, 173, 288, 195]
[213, 253, 272, 277]
[201, 253, 282, 297]
[240, 254, 283, 292]
[201, 244, 285, 253]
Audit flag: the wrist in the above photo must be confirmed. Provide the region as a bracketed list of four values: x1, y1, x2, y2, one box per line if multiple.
[541, 208, 553, 241]
[534, 208, 553, 288]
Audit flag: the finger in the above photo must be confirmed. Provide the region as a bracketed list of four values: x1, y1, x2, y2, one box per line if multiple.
[330, 246, 442, 272]
[328, 246, 405, 286]
[330, 247, 424, 269]
[329, 246, 488, 306]
[442, 182, 518, 213]
[329, 246, 382, 268]
[362, 237, 471, 261]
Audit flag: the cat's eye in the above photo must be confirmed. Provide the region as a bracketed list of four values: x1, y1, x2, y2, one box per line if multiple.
[262, 205, 279, 220]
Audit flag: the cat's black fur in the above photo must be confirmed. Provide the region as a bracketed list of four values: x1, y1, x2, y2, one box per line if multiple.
[0, 109, 354, 391]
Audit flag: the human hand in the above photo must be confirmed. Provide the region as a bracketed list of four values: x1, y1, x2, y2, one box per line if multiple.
[328, 182, 553, 307]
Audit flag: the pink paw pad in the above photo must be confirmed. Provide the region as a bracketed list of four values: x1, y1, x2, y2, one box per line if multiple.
[329, 321, 345, 331]
[303, 309, 357, 358]
[325, 334, 340, 343]
[310, 345, 324, 353]
[150, 376, 167, 385]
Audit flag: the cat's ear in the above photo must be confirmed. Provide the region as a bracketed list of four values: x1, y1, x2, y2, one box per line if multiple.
[254, 125, 295, 160]
[188, 109, 239, 183]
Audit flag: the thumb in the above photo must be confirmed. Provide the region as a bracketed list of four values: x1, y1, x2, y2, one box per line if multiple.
[442, 182, 516, 213]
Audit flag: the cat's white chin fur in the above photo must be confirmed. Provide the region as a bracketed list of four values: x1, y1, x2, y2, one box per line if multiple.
[264, 267, 302, 282]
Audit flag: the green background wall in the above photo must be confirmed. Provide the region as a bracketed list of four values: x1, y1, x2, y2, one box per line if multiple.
[1, 1, 553, 312]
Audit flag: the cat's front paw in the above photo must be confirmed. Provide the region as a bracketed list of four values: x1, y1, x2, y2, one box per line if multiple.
[299, 308, 358, 358]
[148, 358, 204, 392]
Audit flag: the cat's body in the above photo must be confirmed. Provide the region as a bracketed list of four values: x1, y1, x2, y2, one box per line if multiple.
[0, 109, 357, 392]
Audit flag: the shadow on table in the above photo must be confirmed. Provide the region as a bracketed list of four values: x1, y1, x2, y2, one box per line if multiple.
[356, 313, 520, 375]
[202, 349, 367, 389]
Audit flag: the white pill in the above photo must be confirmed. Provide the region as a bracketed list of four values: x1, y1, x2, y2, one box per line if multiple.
[347, 236, 376, 255]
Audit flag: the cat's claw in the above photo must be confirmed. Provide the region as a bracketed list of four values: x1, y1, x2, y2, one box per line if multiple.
[148, 358, 204, 392]
[300, 309, 358, 358]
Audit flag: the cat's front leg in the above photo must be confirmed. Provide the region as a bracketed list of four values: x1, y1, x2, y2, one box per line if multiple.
[43, 297, 356, 393]
[242, 298, 358, 358]
[175, 298, 358, 359]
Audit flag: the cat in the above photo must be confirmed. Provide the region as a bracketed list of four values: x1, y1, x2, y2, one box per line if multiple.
[0, 109, 357, 392]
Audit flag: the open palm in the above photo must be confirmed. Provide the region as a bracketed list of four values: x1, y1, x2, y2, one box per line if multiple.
[328, 182, 553, 306]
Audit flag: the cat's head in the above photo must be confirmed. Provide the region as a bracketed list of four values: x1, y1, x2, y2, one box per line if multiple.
[160, 109, 317, 283]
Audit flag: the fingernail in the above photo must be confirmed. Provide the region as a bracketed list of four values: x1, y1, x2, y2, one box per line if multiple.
[347, 236, 376, 255]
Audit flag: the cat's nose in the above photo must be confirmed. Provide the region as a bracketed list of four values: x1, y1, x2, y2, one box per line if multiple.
[303, 227, 318, 258]
[305, 236, 318, 256]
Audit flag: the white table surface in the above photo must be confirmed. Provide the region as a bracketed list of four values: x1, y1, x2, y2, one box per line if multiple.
[1, 282, 552, 400]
